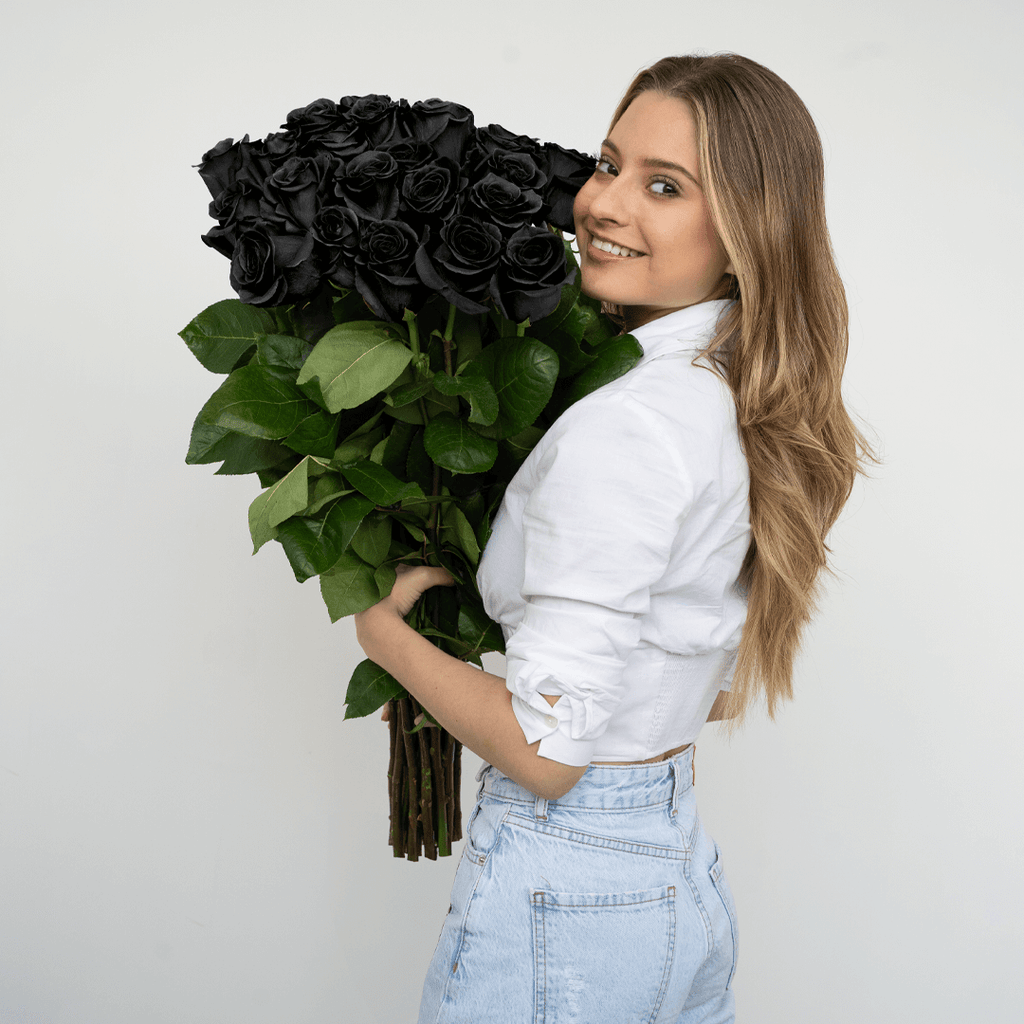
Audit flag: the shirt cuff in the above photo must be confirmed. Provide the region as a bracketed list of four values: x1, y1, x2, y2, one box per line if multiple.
[510, 693, 597, 767]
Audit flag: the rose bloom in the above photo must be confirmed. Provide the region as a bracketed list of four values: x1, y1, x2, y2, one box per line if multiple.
[572, 92, 734, 331]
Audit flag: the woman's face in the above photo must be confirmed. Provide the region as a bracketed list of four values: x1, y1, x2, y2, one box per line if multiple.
[572, 91, 733, 330]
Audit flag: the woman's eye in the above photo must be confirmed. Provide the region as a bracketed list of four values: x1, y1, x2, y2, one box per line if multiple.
[650, 178, 678, 196]
[595, 157, 616, 175]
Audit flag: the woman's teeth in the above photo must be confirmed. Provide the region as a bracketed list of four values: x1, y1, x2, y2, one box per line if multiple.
[591, 237, 645, 258]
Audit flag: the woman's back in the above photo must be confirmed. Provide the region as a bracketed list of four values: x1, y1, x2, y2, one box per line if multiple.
[478, 299, 751, 765]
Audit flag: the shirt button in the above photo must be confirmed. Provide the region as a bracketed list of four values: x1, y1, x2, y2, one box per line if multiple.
[544, 715, 557, 728]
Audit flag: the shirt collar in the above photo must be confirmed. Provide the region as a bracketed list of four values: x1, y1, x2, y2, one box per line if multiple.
[628, 299, 734, 363]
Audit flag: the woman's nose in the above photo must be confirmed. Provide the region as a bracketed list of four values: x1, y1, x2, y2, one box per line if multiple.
[587, 174, 631, 224]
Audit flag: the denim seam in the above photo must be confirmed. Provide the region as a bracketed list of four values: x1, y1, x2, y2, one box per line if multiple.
[647, 887, 676, 1024]
[439, 804, 514, 1019]
[709, 846, 739, 990]
[506, 815, 687, 860]
[486, 793, 679, 813]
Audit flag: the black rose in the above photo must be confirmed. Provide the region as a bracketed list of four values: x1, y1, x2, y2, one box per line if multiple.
[380, 138, 436, 170]
[282, 98, 347, 151]
[311, 204, 361, 287]
[462, 172, 543, 232]
[537, 142, 596, 233]
[260, 155, 325, 231]
[347, 94, 400, 147]
[489, 225, 575, 324]
[472, 123, 542, 159]
[197, 135, 272, 199]
[209, 179, 262, 229]
[400, 158, 463, 220]
[402, 99, 474, 163]
[415, 218, 503, 315]
[229, 229, 289, 306]
[334, 150, 400, 221]
[482, 150, 547, 192]
[354, 219, 425, 321]
[197, 136, 244, 198]
[201, 180, 262, 257]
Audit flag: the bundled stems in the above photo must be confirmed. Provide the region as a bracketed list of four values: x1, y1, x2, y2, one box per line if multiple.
[385, 305, 465, 861]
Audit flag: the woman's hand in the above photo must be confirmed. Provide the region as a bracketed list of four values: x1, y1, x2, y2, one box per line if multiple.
[353, 562, 455, 672]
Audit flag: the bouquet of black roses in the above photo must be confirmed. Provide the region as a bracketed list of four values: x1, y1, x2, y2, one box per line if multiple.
[182, 94, 642, 860]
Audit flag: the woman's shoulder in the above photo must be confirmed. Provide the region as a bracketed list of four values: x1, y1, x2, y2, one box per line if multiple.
[558, 350, 738, 445]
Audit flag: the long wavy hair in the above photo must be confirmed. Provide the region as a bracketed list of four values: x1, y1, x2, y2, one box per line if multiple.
[605, 53, 875, 725]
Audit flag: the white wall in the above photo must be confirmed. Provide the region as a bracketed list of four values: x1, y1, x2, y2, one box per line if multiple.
[2, 1, 1021, 1021]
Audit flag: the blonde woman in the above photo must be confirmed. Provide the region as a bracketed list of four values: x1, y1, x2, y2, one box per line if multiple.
[355, 52, 871, 1023]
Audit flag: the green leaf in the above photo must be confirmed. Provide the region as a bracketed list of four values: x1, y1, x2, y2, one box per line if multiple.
[275, 493, 375, 582]
[282, 409, 340, 458]
[198, 365, 315, 439]
[541, 324, 598, 378]
[405, 429, 434, 493]
[579, 293, 619, 348]
[320, 551, 380, 621]
[564, 335, 644, 406]
[385, 376, 435, 408]
[185, 416, 290, 475]
[304, 487, 355, 517]
[341, 460, 425, 505]
[431, 363, 499, 425]
[457, 603, 506, 656]
[423, 413, 498, 474]
[473, 338, 559, 439]
[247, 457, 311, 553]
[380, 421, 417, 478]
[502, 424, 544, 464]
[529, 246, 582, 340]
[350, 513, 392, 566]
[296, 321, 412, 413]
[179, 299, 274, 373]
[343, 658, 404, 719]
[332, 428, 384, 467]
[444, 505, 481, 566]
[374, 561, 397, 599]
[256, 333, 311, 371]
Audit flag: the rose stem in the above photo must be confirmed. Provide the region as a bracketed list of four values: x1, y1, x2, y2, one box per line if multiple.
[452, 738, 463, 843]
[431, 726, 448, 856]
[414, 699, 437, 860]
[399, 696, 420, 860]
[387, 698, 399, 851]
[442, 303, 457, 375]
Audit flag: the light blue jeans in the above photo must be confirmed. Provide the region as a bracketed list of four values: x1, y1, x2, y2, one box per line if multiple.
[417, 746, 738, 1023]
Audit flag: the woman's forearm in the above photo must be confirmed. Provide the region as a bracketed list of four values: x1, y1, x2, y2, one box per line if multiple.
[355, 604, 585, 800]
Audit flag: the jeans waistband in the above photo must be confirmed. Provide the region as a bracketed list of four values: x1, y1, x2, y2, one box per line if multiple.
[478, 744, 695, 813]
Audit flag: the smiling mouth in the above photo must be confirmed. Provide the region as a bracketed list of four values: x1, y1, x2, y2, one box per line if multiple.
[588, 234, 646, 258]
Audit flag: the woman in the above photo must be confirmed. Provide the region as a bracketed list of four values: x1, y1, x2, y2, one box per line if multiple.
[355, 53, 870, 1022]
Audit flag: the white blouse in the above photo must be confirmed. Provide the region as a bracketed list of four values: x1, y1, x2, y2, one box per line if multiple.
[476, 299, 751, 767]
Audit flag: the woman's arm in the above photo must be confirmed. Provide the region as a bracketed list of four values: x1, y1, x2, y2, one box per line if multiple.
[354, 565, 587, 801]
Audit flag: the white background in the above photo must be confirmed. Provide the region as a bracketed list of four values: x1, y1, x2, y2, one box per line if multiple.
[2, 0, 1021, 1021]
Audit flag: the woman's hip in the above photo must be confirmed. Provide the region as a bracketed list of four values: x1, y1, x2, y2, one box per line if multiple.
[418, 747, 738, 1022]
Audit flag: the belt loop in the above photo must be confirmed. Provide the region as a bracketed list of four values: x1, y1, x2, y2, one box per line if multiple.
[669, 759, 680, 818]
[534, 794, 548, 821]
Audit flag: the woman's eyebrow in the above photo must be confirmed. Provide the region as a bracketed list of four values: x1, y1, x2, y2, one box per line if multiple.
[601, 137, 702, 189]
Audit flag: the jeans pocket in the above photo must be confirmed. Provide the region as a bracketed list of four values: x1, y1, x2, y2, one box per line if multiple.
[531, 885, 676, 1024]
[464, 798, 508, 864]
[708, 842, 739, 989]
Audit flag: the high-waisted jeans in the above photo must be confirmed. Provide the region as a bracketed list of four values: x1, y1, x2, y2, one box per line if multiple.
[417, 746, 738, 1023]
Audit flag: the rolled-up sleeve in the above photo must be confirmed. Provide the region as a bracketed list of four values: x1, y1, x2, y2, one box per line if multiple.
[504, 393, 694, 766]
